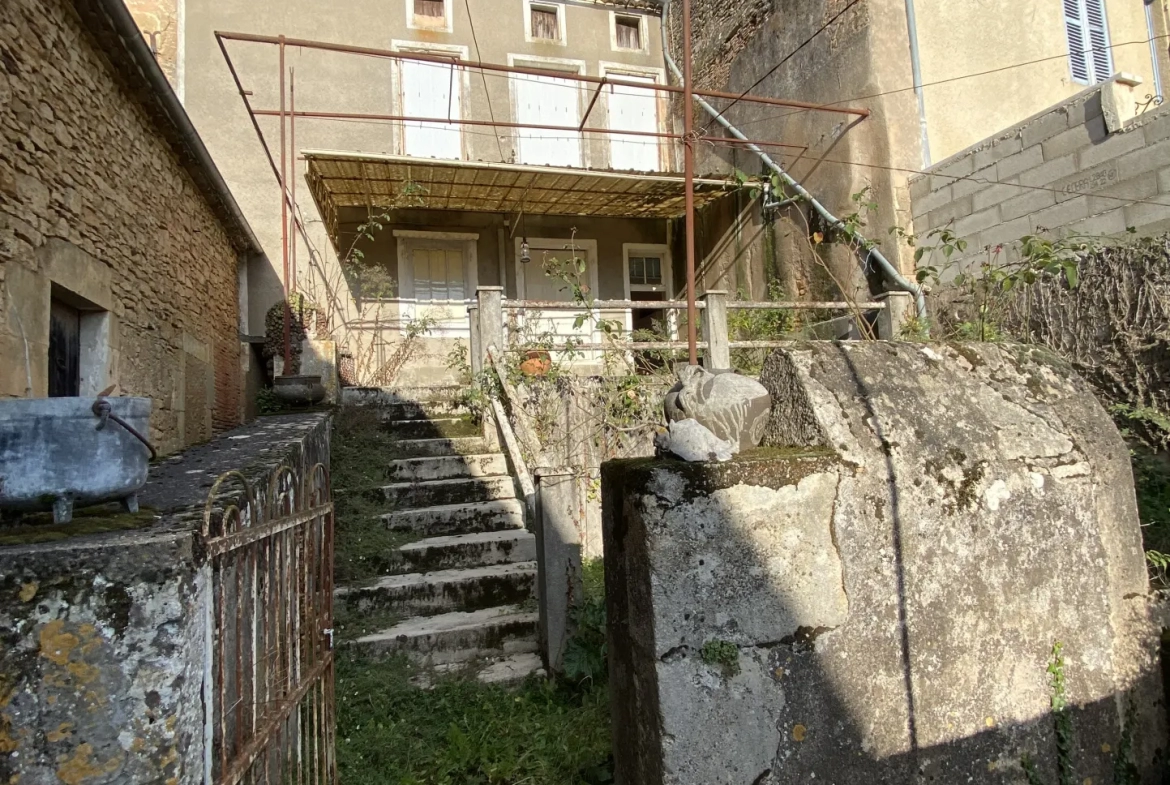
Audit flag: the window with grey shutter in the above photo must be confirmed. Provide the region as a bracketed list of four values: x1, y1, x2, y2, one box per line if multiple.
[1064, 0, 1113, 84]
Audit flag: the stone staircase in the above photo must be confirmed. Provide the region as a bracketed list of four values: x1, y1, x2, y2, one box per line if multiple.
[335, 388, 542, 685]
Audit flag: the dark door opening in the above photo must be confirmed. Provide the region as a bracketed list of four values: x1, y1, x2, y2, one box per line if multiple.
[48, 297, 80, 397]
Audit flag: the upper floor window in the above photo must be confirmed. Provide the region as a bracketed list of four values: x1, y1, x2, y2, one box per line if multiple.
[614, 14, 643, 51]
[528, 2, 564, 43]
[1064, 0, 1113, 84]
[408, 0, 452, 31]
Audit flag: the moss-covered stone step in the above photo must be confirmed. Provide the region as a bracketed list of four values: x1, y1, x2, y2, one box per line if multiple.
[375, 400, 467, 422]
[381, 498, 526, 536]
[349, 604, 538, 664]
[383, 417, 481, 440]
[398, 529, 536, 572]
[390, 437, 491, 459]
[385, 453, 508, 483]
[335, 561, 537, 617]
[374, 475, 516, 509]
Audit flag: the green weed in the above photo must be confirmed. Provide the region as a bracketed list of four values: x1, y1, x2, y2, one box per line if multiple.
[336, 653, 613, 785]
[563, 559, 608, 687]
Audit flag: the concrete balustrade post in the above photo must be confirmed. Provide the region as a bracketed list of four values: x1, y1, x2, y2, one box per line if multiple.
[700, 290, 730, 370]
[467, 304, 482, 376]
[876, 290, 917, 339]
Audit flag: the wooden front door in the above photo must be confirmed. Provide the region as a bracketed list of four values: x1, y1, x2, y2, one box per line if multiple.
[48, 298, 80, 397]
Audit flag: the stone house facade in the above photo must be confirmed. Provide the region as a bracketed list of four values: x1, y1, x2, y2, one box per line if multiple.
[120, 0, 710, 385]
[1, 0, 264, 454]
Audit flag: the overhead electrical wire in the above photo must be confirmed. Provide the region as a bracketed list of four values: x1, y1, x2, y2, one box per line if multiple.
[719, 32, 1170, 130]
[700, 0, 867, 132]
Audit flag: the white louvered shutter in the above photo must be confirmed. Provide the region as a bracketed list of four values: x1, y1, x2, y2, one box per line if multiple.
[1065, 0, 1113, 84]
[1064, 0, 1090, 83]
[1084, 0, 1113, 83]
[514, 73, 582, 167]
[401, 59, 462, 160]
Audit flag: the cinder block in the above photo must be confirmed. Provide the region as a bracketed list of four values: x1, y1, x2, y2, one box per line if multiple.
[1021, 108, 1071, 148]
[1113, 138, 1170, 183]
[976, 215, 1032, 252]
[1141, 108, 1170, 144]
[1124, 199, 1170, 231]
[1087, 172, 1158, 215]
[971, 180, 1022, 212]
[1042, 115, 1108, 161]
[1000, 188, 1057, 221]
[1078, 129, 1146, 170]
[1018, 154, 1078, 187]
[996, 146, 1045, 179]
[933, 153, 977, 182]
[1065, 208, 1129, 237]
[909, 174, 933, 203]
[1030, 195, 1091, 232]
[911, 183, 954, 217]
[951, 165, 997, 200]
[973, 136, 1024, 171]
[1158, 167, 1170, 194]
[954, 207, 1000, 238]
[925, 195, 975, 231]
[1065, 91, 1105, 127]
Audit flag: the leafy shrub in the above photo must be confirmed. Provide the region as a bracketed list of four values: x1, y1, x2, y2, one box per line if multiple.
[563, 559, 607, 686]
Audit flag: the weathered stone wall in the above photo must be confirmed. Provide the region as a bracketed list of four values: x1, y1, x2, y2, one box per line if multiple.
[910, 79, 1170, 268]
[0, 0, 245, 453]
[603, 342, 1166, 783]
[0, 412, 331, 784]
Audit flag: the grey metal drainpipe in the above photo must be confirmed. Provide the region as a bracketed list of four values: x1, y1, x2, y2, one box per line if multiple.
[658, 0, 928, 323]
[1146, 0, 1165, 101]
[904, 0, 932, 168]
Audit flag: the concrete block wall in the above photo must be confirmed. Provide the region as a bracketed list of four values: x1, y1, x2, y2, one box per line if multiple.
[0, 0, 246, 453]
[910, 79, 1170, 270]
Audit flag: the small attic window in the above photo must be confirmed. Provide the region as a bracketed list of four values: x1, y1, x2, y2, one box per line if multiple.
[615, 15, 642, 50]
[414, 0, 445, 25]
[531, 4, 561, 41]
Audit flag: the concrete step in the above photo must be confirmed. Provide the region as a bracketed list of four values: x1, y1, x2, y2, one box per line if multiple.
[382, 499, 526, 537]
[399, 529, 536, 572]
[385, 417, 481, 440]
[350, 604, 538, 664]
[393, 437, 490, 458]
[376, 475, 516, 509]
[376, 400, 467, 422]
[342, 386, 463, 407]
[473, 652, 546, 686]
[336, 562, 537, 617]
[386, 453, 509, 483]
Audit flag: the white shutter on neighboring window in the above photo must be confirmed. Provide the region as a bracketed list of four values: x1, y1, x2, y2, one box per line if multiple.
[1065, 0, 1113, 85]
[401, 59, 462, 160]
[1084, 0, 1113, 83]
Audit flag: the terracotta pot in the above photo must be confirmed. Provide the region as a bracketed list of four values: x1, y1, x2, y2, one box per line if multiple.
[272, 375, 327, 405]
[519, 350, 552, 377]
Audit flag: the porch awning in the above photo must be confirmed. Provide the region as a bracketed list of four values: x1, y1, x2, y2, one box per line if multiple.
[302, 150, 736, 239]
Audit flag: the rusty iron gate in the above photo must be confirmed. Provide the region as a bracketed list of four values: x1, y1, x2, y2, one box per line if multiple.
[202, 463, 336, 785]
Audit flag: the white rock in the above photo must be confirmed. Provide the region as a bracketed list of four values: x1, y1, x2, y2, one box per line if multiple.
[666, 418, 735, 463]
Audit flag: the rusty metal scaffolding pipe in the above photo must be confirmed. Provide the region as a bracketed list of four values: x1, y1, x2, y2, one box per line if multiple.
[279, 37, 291, 371]
[216, 30, 871, 117]
[249, 108, 808, 153]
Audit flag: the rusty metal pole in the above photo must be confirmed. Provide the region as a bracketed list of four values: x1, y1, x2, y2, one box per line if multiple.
[682, 0, 697, 365]
[290, 67, 297, 296]
[279, 37, 291, 373]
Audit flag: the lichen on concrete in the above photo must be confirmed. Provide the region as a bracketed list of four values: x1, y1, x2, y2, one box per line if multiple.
[603, 341, 1167, 784]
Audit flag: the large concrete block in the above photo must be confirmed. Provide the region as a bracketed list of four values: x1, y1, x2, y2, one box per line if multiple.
[603, 342, 1165, 785]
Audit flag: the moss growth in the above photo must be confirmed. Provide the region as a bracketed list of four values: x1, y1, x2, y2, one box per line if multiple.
[0, 507, 159, 546]
[700, 639, 741, 678]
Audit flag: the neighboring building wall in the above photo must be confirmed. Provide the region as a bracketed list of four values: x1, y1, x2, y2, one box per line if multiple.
[909, 79, 1170, 270]
[674, 0, 1168, 302]
[912, 0, 1164, 164]
[181, 0, 668, 338]
[124, 0, 181, 94]
[0, 0, 248, 453]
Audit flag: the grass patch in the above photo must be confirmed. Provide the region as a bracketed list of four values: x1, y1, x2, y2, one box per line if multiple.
[333, 407, 423, 585]
[336, 653, 613, 785]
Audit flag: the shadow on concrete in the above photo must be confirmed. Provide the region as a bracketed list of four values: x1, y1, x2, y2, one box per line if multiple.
[603, 341, 1169, 784]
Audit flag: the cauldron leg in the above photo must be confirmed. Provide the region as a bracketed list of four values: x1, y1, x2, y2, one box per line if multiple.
[52, 496, 73, 524]
[121, 493, 140, 514]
